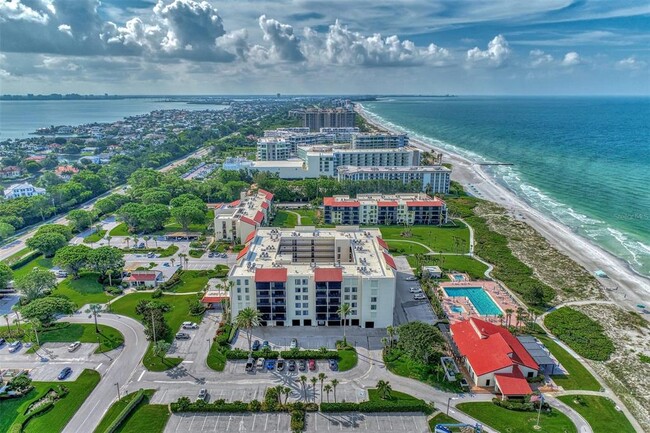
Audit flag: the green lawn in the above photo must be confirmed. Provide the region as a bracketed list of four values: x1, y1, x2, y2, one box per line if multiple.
[380, 223, 470, 254]
[83, 229, 106, 243]
[54, 272, 110, 306]
[536, 336, 601, 391]
[338, 348, 358, 372]
[165, 270, 217, 293]
[406, 255, 489, 280]
[114, 398, 170, 433]
[457, 402, 577, 433]
[2, 247, 33, 266]
[557, 395, 635, 433]
[384, 349, 463, 393]
[93, 389, 157, 433]
[293, 209, 320, 225]
[429, 413, 463, 432]
[34, 322, 124, 353]
[13, 256, 53, 280]
[110, 292, 201, 371]
[109, 223, 130, 236]
[207, 341, 227, 371]
[367, 388, 420, 403]
[13, 369, 101, 433]
[387, 240, 431, 255]
[272, 210, 298, 228]
[153, 220, 207, 235]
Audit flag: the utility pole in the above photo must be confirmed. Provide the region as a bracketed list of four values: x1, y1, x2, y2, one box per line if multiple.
[115, 382, 121, 401]
[536, 393, 544, 428]
[151, 309, 157, 345]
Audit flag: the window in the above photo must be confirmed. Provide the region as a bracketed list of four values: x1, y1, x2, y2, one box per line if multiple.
[344, 287, 350, 293]
[295, 310, 301, 316]
[245, 287, 249, 293]
[245, 295, 250, 301]
[302, 303, 308, 308]
[295, 295, 301, 300]
[370, 305, 377, 310]
[237, 295, 242, 301]
[302, 279, 308, 285]
[302, 295, 309, 300]
[351, 287, 358, 293]
[237, 279, 241, 285]
[351, 309, 357, 315]
[295, 279, 301, 285]
[352, 295, 357, 300]
[295, 302, 301, 308]
[370, 280, 378, 288]
[344, 295, 350, 301]
[370, 297, 377, 303]
[237, 287, 241, 293]
[245, 280, 249, 285]
[351, 302, 357, 308]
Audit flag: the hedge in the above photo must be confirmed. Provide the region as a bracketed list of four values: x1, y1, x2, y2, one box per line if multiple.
[223, 348, 340, 360]
[321, 400, 433, 414]
[171, 400, 249, 413]
[104, 389, 147, 433]
[9, 251, 42, 269]
[280, 350, 339, 360]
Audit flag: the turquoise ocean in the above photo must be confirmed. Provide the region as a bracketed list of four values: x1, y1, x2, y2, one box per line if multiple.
[362, 97, 650, 277]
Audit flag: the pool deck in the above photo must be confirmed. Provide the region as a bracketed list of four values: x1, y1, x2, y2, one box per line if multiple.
[439, 281, 522, 324]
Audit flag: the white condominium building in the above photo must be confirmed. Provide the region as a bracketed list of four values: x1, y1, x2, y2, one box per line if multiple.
[3, 182, 46, 199]
[337, 165, 451, 193]
[214, 188, 274, 243]
[351, 133, 408, 149]
[229, 226, 397, 328]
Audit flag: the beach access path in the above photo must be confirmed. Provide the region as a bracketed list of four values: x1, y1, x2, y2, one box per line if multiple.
[357, 106, 650, 312]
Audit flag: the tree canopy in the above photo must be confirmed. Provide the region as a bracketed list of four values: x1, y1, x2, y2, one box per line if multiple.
[26, 231, 68, 257]
[20, 296, 76, 326]
[395, 321, 446, 363]
[14, 268, 57, 302]
[0, 262, 13, 289]
[54, 245, 92, 278]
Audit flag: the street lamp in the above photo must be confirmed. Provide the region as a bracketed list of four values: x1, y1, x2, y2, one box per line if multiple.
[115, 382, 121, 401]
[446, 396, 458, 415]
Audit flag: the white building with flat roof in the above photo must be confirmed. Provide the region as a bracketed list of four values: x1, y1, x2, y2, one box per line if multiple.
[351, 133, 408, 149]
[337, 165, 451, 193]
[214, 188, 274, 243]
[229, 226, 397, 328]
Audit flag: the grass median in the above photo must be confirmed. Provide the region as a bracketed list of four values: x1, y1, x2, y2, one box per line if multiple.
[557, 395, 635, 433]
[457, 401, 577, 433]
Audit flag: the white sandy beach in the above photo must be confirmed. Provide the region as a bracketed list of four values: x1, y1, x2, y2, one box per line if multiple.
[357, 105, 650, 312]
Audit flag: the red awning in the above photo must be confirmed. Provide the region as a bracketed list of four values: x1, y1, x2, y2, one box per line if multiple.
[229, 199, 241, 207]
[406, 200, 444, 207]
[383, 252, 397, 269]
[258, 188, 274, 200]
[314, 267, 343, 282]
[202, 295, 228, 303]
[323, 197, 360, 207]
[377, 201, 398, 207]
[245, 231, 256, 244]
[239, 216, 257, 226]
[253, 211, 264, 223]
[127, 272, 158, 281]
[261, 201, 269, 209]
[255, 268, 288, 283]
[236, 245, 249, 260]
[377, 237, 388, 250]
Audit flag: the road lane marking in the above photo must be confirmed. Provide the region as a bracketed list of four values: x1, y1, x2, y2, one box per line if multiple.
[96, 363, 103, 369]
[137, 370, 145, 381]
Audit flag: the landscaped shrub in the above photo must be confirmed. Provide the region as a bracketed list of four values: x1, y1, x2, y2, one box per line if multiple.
[290, 409, 305, 432]
[492, 397, 550, 413]
[544, 307, 615, 361]
[320, 402, 359, 412]
[320, 399, 433, 414]
[105, 389, 147, 433]
[151, 288, 163, 298]
[280, 350, 339, 360]
[9, 251, 42, 269]
[170, 398, 248, 413]
[247, 399, 262, 412]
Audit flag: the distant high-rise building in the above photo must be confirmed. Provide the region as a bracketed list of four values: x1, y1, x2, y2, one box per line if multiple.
[291, 108, 356, 131]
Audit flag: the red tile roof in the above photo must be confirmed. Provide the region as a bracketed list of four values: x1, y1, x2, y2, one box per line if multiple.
[314, 267, 343, 282]
[450, 318, 538, 376]
[127, 271, 159, 282]
[239, 216, 257, 226]
[236, 245, 249, 260]
[258, 188, 274, 200]
[406, 200, 445, 207]
[261, 201, 269, 209]
[244, 231, 256, 244]
[253, 211, 264, 224]
[494, 370, 532, 396]
[323, 197, 359, 207]
[229, 199, 241, 207]
[255, 268, 287, 283]
[383, 252, 397, 269]
[377, 237, 389, 250]
[377, 201, 398, 207]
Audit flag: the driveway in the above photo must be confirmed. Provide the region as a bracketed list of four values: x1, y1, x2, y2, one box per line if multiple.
[393, 256, 438, 325]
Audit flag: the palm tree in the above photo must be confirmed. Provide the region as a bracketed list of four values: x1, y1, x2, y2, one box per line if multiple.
[386, 325, 394, 347]
[381, 337, 389, 351]
[299, 375, 307, 399]
[234, 307, 262, 352]
[132, 234, 139, 248]
[85, 304, 103, 332]
[318, 373, 327, 403]
[516, 307, 525, 328]
[184, 256, 189, 269]
[376, 380, 392, 400]
[337, 303, 351, 345]
[331, 379, 339, 403]
[274, 385, 284, 405]
[505, 308, 514, 327]
[107, 269, 114, 287]
[170, 257, 176, 267]
[3, 314, 11, 338]
[106, 235, 112, 246]
[282, 387, 291, 404]
[323, 384, 332, 403]
[310, 377, 318, 402]
[125, 238, 131, 249]
[178, 254, 186, 269]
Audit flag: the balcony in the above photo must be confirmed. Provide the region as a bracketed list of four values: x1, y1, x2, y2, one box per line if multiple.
[272, 291, 286, 297]
[272, 306, 286, 313]
[328, 291, 341, 298]
[272, 314, 286, 321]
[316, 313, 327, 321]
[272, 300, 286, 306]
[257, 290, 270, 297]
[257, 300, 270, 306]
[316, 306, 327, 313]
[316, 299, 327, 306]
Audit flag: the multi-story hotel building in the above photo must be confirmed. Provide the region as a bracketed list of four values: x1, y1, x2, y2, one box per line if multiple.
[291, 108, 356, 131]
[337, 165, 451, 193]
[229, 226, 397, 328]
[323, 193, 448, 226]
[213, 188, 274, 243]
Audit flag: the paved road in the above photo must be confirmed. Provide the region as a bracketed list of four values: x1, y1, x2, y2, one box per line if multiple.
[61, 313, 148, 433]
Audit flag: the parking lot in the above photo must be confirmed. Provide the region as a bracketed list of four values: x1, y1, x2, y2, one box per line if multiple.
[393, 257, 437, 325]
[165, 412, 429, 432]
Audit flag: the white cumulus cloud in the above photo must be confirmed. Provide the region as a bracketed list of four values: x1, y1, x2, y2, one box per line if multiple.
[561, 51, 581, 66]
[616, 56, 646, 70]
[529, 49, 554, 67]
[466, 35, 510, 67]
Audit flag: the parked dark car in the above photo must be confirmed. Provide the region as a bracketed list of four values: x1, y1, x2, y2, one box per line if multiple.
[298, 359, 307, 371]
[277, 359, 285, 371]
[328, 359, 338, 371]
[252, 340, 261, 351]
[261, 340, 270, 350]
[58, 367, 72, 380]
[288, 360, 296, 371]
[0, 338, 6, 347]
[175, 332, 190, 340]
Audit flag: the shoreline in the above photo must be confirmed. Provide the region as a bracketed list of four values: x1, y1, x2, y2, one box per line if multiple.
[356, 105, 650, 312]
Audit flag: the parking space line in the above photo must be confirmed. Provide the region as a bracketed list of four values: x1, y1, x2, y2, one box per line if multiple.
[226, 415, 232, 431]
[213, 414, 220, 431]
[201, 414, 208, 430]
[252, 413, 257, 431]
[412, 415, 419, 431]
[188, 415, 196, 431]
[264, 413, 269, 431]
[175, 414, 185, 432]
[277, 413, 281, 431]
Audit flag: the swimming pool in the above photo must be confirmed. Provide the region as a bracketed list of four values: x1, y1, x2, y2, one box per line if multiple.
[444, 287, 502, 316]
[453, 274, 464, 281]
[451, 305, 465, 314]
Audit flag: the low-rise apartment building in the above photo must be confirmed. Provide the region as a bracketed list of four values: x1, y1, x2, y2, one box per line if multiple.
[229, 226, 397, 328]
[214, 188, 274, 243]
[323, 193, 448, 226]
[3, 182, 46, 199]
[351, 133, 408, 149]
[337, 165, 451, 193]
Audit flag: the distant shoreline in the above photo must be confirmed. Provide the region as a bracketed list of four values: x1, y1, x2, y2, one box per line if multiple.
[356, 103, 650, 310]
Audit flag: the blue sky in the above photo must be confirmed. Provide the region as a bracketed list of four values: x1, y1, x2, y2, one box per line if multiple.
[0, 0, 648, 95]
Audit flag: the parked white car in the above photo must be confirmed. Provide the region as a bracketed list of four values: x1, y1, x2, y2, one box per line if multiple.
[413, 293, 427, 300]
[68, 341, 81, 352]
[409, 287, 422, 293]
[182, 322, 199, 329]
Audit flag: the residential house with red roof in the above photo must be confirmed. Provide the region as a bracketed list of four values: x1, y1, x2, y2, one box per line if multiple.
[213, 187, 274, 244]
[0, 166, 21, 179]
[450, 317, 539, 399]
[323, 193, 447, 225]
